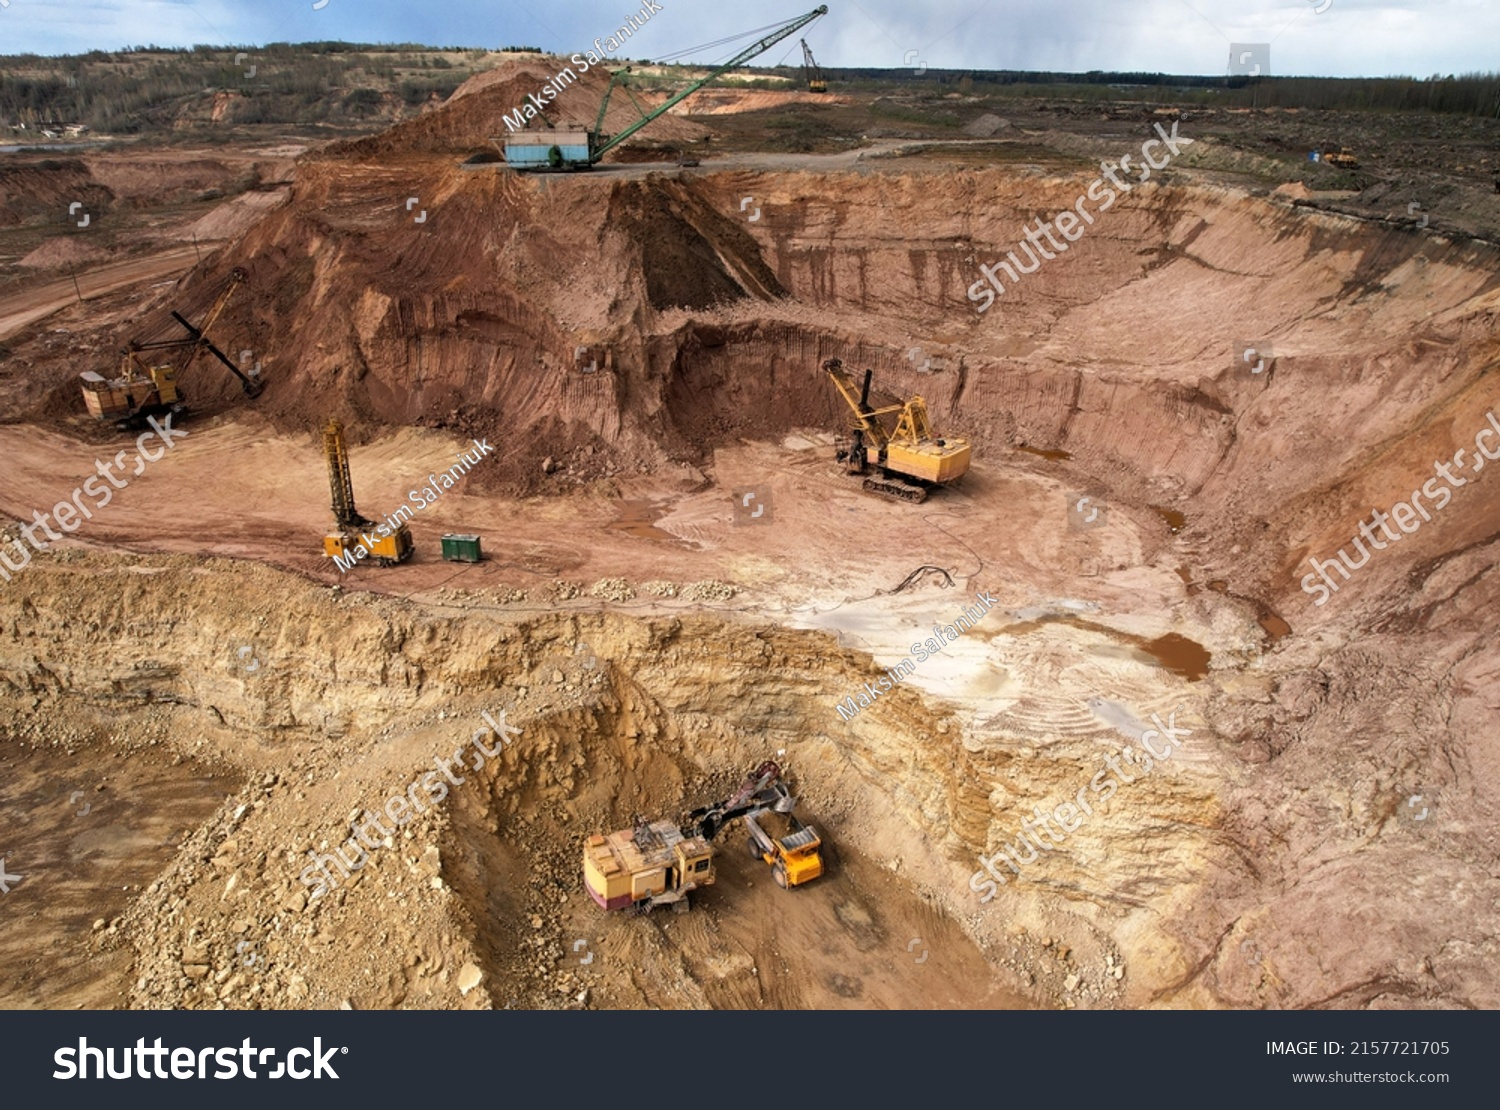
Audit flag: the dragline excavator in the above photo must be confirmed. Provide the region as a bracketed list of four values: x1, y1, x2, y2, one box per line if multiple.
[321, 419, 413, 568]
[583, 760, 824, 912]
[80, 267, 262, 430]
[801, 38, 827, 93]
[499, 6, 829, 171]
[824, 357, 971, 503]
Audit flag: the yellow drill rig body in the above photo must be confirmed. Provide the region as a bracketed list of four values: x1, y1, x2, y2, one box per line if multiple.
[321, 419, 414, 568]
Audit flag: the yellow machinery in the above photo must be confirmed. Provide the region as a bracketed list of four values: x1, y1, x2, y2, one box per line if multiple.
[744, 782, 824, 888]
[801, 39, 827, 93]
[584, 821, 716, 912]
[321, 419, 413, 567]
[1323, 147, 1359, 169]
[585, 761, 823, 912]
[80, 267, 261, 430]
[824, 357, 970, 502]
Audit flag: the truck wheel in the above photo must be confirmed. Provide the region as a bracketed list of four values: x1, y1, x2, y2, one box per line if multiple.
[748, 837, 762, 859]
[773, 862, 788, 888]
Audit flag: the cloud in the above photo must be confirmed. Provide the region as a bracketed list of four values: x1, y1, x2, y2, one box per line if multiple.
[0, 0, 1494, 78]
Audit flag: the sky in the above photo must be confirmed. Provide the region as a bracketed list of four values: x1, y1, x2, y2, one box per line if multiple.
[0, 0, 1495, 79]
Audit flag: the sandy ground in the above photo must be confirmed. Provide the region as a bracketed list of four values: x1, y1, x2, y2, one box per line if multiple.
[0, 245, 207, 339]
[3, 79, 1499, 1012]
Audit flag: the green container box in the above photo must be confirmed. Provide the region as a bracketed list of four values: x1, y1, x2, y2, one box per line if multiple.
[440, 533, 483, 563]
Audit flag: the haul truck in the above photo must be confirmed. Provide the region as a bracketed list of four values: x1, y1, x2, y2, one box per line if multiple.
[745, 783, 825, 888]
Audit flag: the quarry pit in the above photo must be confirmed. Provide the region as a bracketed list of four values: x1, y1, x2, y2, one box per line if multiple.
[2, 54, 1499, 1012]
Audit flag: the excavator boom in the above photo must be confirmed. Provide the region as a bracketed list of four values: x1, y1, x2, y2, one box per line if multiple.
[825, 359, 890, 449]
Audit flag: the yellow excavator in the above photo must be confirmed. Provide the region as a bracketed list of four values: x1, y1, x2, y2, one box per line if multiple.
[79, 268, 261, 430]
[321, 419, 413, 568]
[824, 357, 970, 503]
[801, 39, 827, 93]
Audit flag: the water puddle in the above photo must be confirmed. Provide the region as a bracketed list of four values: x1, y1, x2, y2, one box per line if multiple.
[604, 499, 678, 543]
[985, 612, 1213, 681]
[1258, 612, 1292, 644]
[1139, 632, 1212, 682]
[1151, 505, 1187, 533]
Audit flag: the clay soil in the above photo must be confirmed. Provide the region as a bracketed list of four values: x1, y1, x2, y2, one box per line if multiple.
[1, 61, 1498, 1012]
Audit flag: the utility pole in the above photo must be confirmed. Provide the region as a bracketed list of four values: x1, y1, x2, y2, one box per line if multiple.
[68, 265, 84, 303]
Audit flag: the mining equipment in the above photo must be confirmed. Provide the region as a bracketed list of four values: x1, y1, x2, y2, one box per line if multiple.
[1323, 147, 1359, 169]
[824, 357, 971, 503]
[583, 760, 824, 912]
[744, 781, 825, 888]
[800, 39, 827, 93]
[498, 5, 829, 171]
[321, 418, 414, 567]
[80, 268, 262, 430]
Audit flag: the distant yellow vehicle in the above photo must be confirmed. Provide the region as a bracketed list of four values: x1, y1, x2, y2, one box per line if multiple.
[80, 268, 261, 430]
[801, 39, 828, 93]
[824, 357, 971, 502]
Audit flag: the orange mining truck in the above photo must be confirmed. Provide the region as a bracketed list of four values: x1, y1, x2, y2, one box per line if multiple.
[745, 784, 825, 888]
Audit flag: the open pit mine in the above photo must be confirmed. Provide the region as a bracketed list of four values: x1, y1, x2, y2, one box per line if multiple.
[2, 46, 1498, 1014]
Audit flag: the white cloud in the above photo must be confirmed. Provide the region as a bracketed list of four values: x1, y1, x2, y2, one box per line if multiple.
[0, 0, 1494, 78]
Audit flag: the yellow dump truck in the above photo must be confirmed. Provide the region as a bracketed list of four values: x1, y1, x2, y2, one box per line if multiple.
[745, 794, 825, 888]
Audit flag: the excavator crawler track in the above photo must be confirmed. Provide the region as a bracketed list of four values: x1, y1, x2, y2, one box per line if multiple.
[862, 477, 928, 504]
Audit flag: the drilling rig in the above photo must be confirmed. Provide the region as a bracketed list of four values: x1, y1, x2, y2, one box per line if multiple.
[824, 358, 971, 503]
[79, 268, 261, 430]
[321, 419, 414, 568]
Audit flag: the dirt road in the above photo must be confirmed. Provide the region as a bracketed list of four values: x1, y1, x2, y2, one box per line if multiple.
[0, 245, 207, 340]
